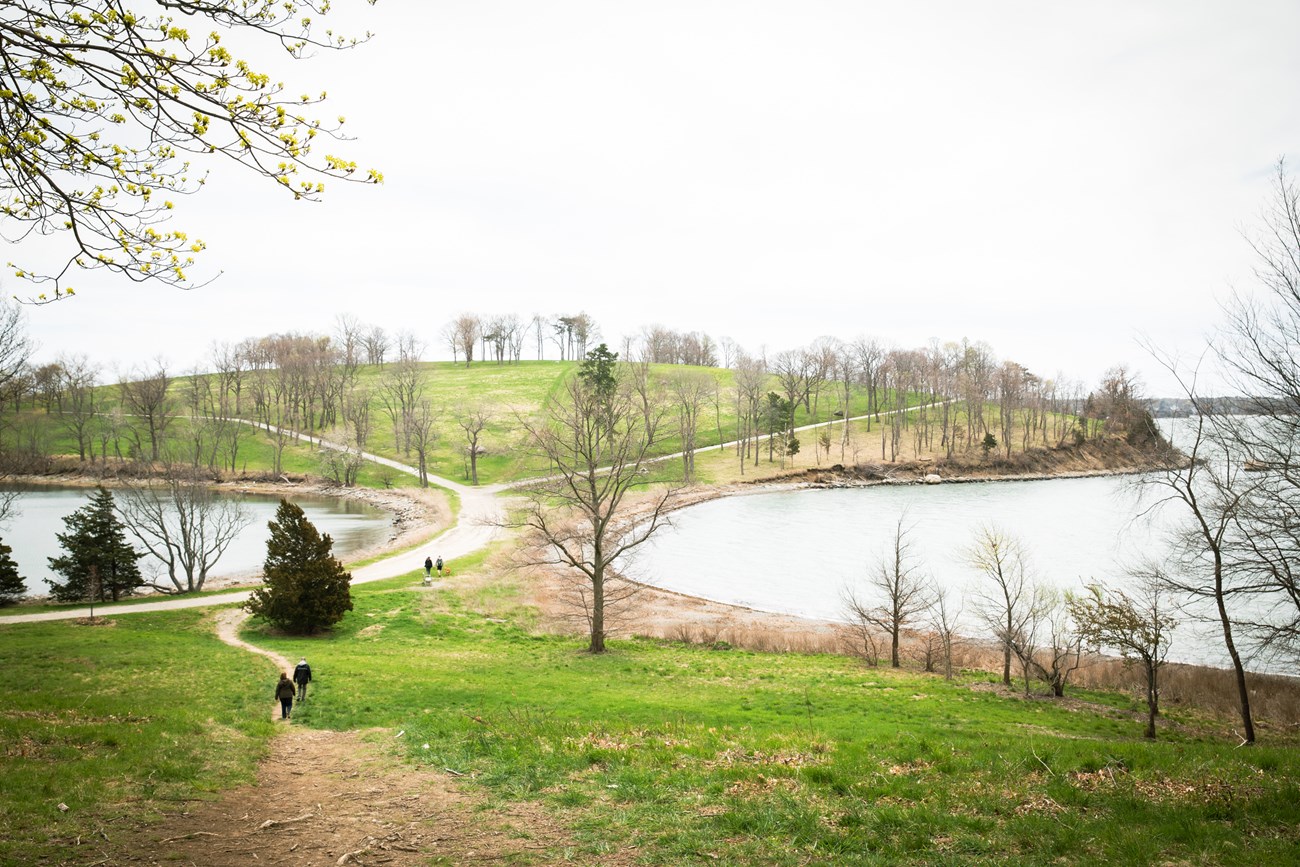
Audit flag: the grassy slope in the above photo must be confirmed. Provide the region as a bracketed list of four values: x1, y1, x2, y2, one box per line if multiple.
[3, 570, 1296, 865]
[13, 360, 932, 487]
[0, 610, 275, 862]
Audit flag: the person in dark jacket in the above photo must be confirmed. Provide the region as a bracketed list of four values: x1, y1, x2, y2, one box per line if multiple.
[293, 657, 312, 701]
[275, 673, 295, 720]
[424, 556, 433, 578]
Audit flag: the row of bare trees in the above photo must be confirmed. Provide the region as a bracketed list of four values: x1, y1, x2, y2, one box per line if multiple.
[841, 520, 1177, 739]
[440, 311, 602, 366]
[710, 336, 1108, 475]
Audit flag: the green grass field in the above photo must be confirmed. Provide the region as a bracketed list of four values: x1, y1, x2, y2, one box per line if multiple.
[3, 567, 1296, 865]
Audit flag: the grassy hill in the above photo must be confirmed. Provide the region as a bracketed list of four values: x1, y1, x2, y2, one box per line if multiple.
[2, 564, 1296, 865]
[7, 358, 1073, 489]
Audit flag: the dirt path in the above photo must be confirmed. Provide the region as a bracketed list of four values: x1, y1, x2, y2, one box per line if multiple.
[94, 726, 589, 867]
[215, 609, 296, 722]
[82, 611, 611, 866]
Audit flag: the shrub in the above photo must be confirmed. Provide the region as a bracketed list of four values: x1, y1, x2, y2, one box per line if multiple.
[245, 499, 353, 634]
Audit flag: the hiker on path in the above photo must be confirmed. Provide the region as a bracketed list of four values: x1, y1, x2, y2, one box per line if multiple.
[435, 556, 444, 577]
[293, 657, 312, 701]
[275, 673, 296, 720]
[424, 556, 433, 579]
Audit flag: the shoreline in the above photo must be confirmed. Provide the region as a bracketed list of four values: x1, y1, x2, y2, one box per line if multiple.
[2, 474, 452, 599]
[555, 450, 1172, 655]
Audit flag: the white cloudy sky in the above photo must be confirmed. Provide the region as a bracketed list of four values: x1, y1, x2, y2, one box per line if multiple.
[12, 0, 1300, 395]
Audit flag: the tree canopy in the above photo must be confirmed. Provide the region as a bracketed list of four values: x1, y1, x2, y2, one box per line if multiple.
[0, 0, 380, 301]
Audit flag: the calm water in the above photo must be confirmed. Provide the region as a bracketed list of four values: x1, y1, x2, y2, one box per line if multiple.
[1, 485, 390, 596]
[628, 475, 1235, 668]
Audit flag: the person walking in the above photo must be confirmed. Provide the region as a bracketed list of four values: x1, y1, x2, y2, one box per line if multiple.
[293, 657, 312, 702]
[275, 673, 296, 720]
[424, 556, 433, 580]
[435, 555, 444, 578]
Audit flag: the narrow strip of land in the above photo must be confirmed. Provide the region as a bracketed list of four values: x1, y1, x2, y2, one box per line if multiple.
[0, 400, 931, 625]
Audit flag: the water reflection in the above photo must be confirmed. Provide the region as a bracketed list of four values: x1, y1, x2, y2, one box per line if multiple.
[0, 485, 390, 596]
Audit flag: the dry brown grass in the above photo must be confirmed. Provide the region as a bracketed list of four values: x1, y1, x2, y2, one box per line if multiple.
[1072, 657, 1300, 732]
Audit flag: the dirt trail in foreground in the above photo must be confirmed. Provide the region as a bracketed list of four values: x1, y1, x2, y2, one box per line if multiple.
[71, 613, 612, 866]
[88, 727, 582, 867]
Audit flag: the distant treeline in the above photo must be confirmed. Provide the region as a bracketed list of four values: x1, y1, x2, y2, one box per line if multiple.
[1144, 396, 1284, 417]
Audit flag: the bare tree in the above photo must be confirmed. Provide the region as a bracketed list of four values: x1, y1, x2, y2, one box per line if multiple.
[732, 353, 767, 474]
[441, 320, 461, 365]
[117, 469, 253, 593]
[851, 336, 885, 417]
[210, 341, 249, 417]
[362, 325, 391, 367]
[511, 351, 676, 653]
[531, 313, 547, 360]
[334, 314, 365, 372]
[1208, 158, 1300, 671]
[927, 583, 963, 680]
[1141, 399, 1257, 742]
[118, 359, 175, 461]
[406, 397, 439, 488]
[1071, 575, 1177, 738]
[56, 354, 100, 462]
[967, 525, 1034, 687]
[668, 369, 713, 483]
[842, 515, 932, 667]
[1008, 585, 1084, 697]
[452, 314, 480, 367]
[321, 387, 372, 486]
[377, 350, 426, 454]
[0, 299, 35, 399]
[719, 336, 737, 370]
[455, 406, 490, 485]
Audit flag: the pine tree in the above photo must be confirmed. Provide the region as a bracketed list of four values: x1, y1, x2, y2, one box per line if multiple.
[47, 487, 144, 602]
[245, 499, 353, 634]
[0, 539, 25, 605]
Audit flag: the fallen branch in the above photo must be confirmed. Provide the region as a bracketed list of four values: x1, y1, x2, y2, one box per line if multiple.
[161, 831, 221, 843]
[258, 812, 314, 831]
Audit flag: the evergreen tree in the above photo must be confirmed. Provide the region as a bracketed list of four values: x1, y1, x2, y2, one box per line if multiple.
[577, 343, 619, 401]
[47, 487, 144, 602]
[245, 499, 353, 634]
[0, 539, 25, 605]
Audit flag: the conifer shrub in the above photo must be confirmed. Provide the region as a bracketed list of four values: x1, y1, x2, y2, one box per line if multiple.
[245, 499, 353, 634]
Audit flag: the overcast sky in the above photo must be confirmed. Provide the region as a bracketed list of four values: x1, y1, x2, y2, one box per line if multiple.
[12, 1, 1300, 396]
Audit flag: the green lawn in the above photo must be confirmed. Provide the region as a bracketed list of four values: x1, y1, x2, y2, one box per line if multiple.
[0, 610, 274, 863]
[4, 568, 1296, 865]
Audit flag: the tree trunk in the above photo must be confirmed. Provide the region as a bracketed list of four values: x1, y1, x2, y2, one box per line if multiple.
[1144, 664, 1158, 739]
[1215, 579, 1255, 743]
[589, 568, 606, 653]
